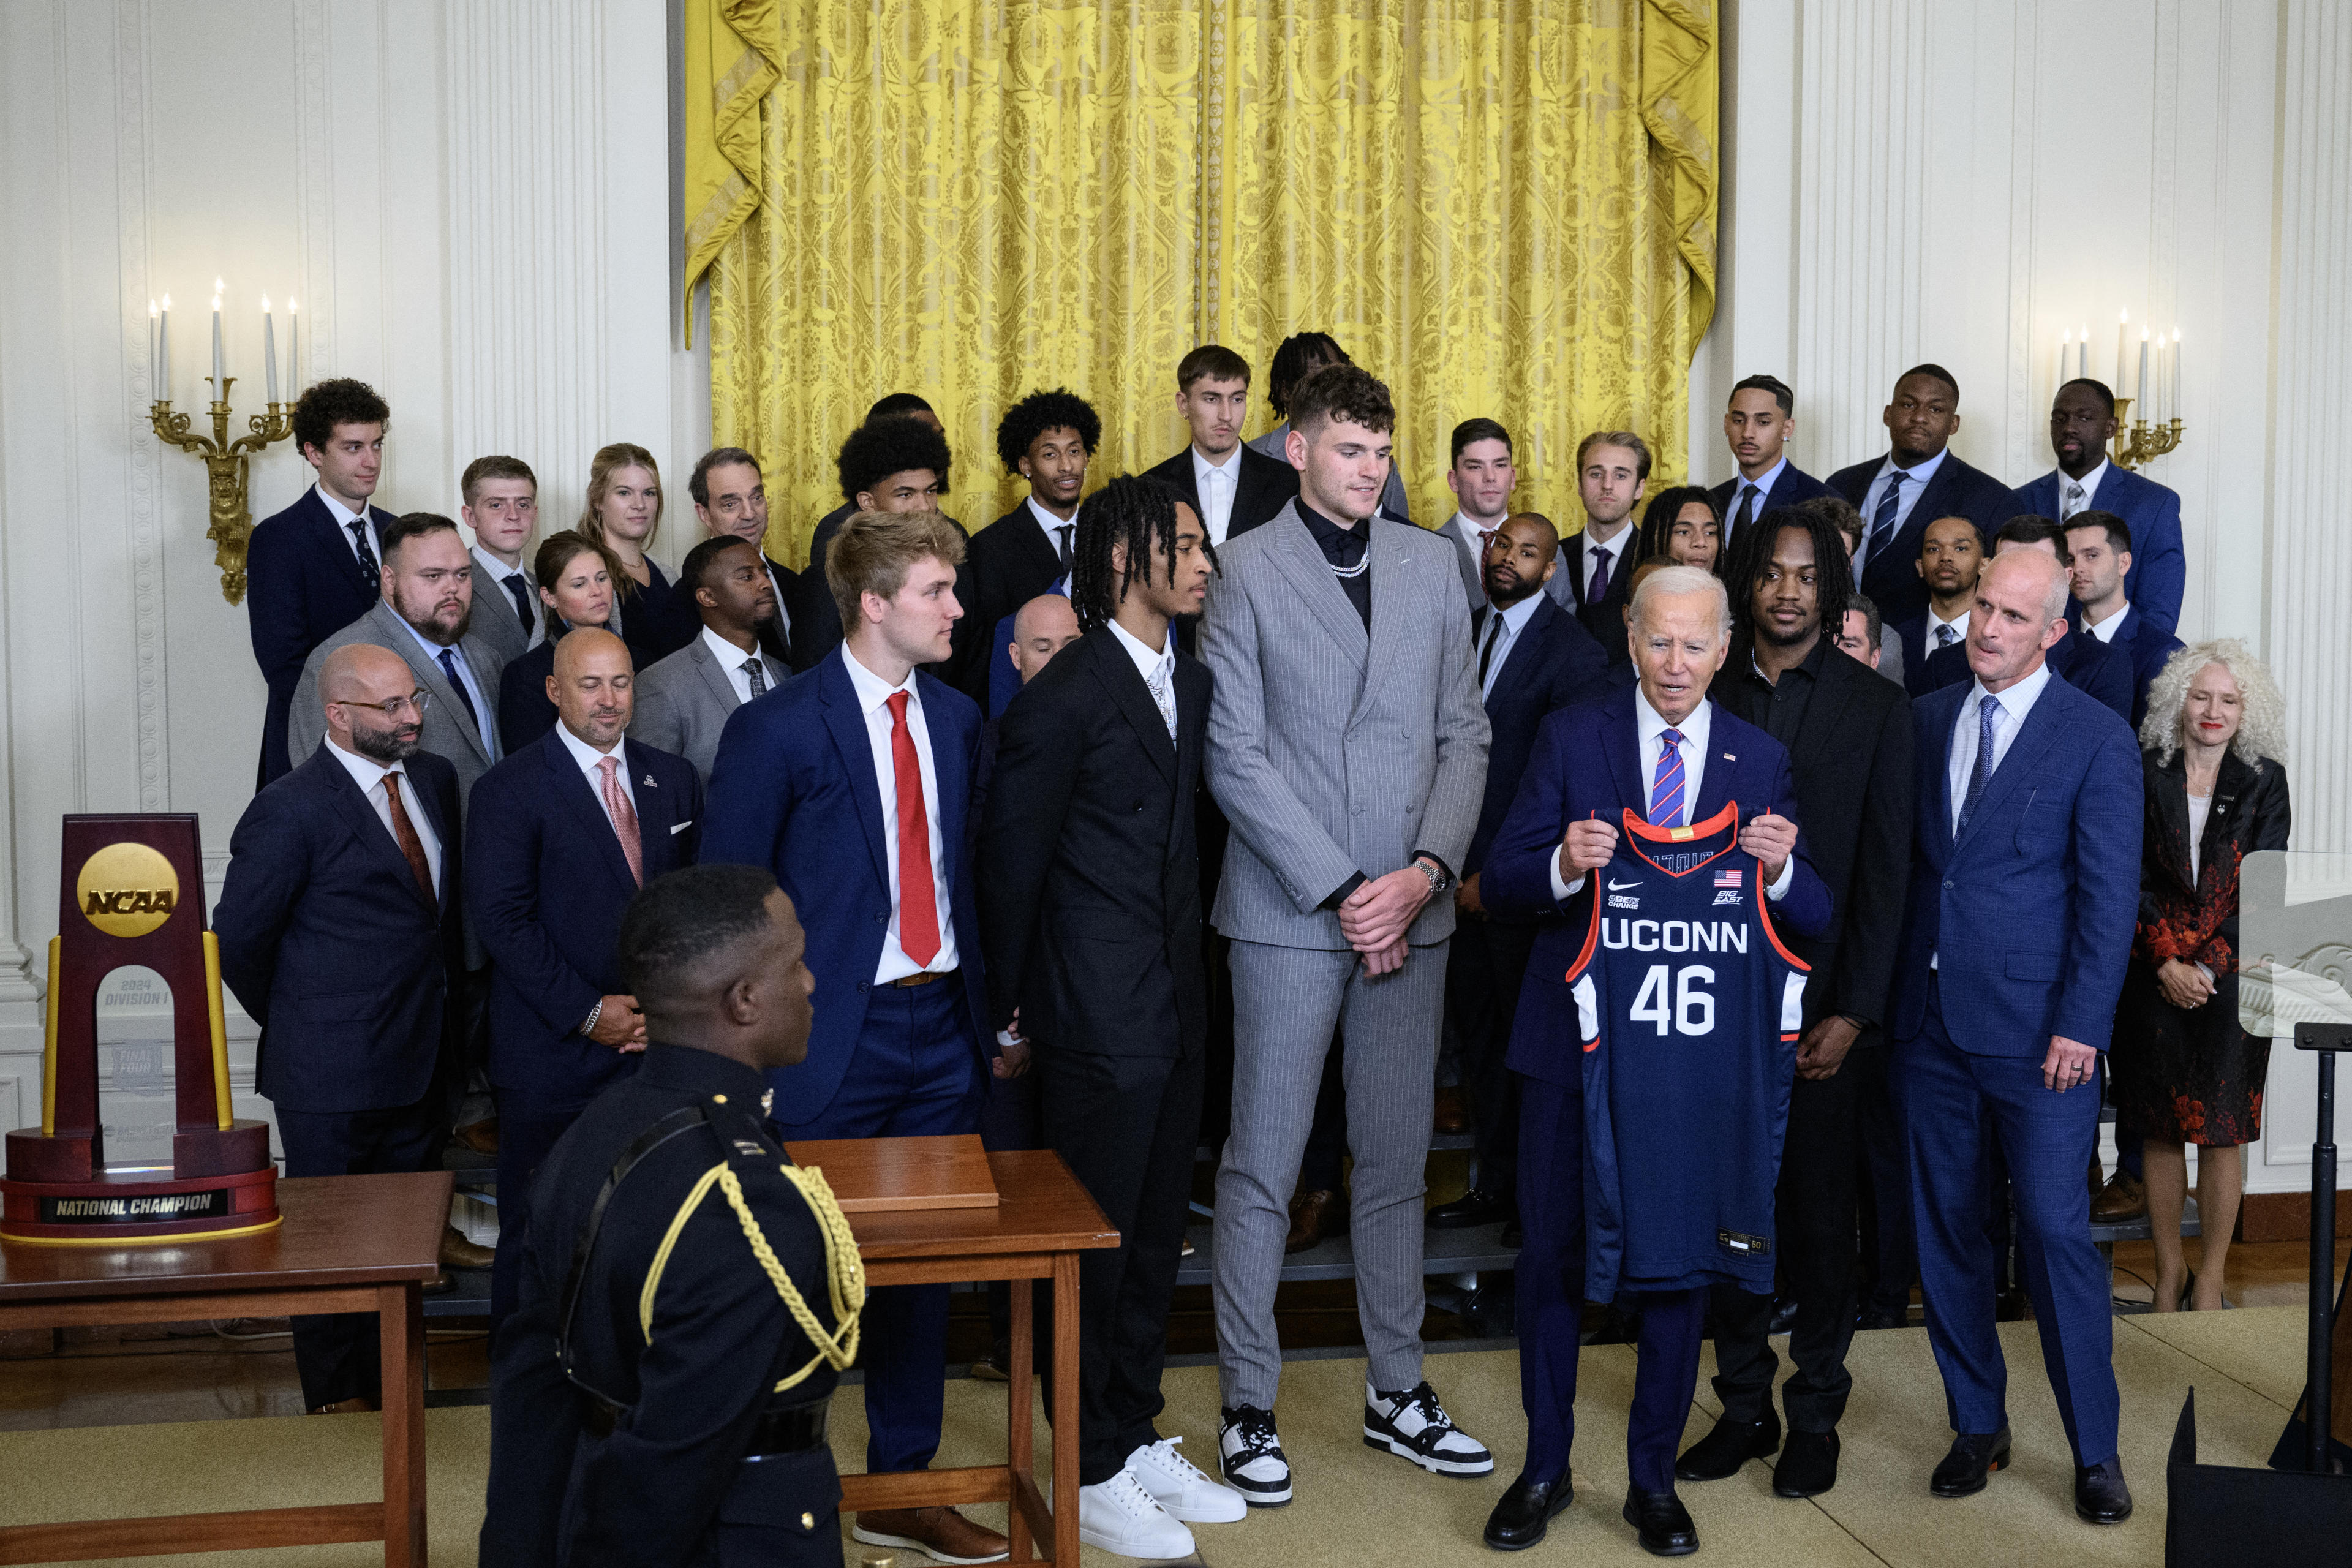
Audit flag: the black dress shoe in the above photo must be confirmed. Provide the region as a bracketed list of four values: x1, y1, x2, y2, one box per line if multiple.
[1621, 1488, 1698, 1556]
[1855, 1303, 1906, 1331]
[2073, 1460, 2133, 1524]
[1767, 1293, 1800, 1335]
[1482, 1472, 1572, 1551]
[1430, 1188, 1513, 1230]
[1772, 1428, 1839, 1497]
[1675, 1412, 1779, 1481]
[1929, 1426, 2013, 1498]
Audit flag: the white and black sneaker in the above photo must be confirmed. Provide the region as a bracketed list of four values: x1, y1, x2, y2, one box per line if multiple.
[1363, 1380, 1495, 1476]
[1218, 1404, 1293, 1506]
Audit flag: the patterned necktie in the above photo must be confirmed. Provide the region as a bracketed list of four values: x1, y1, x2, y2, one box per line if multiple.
[1478, 613, 1506, 685]
[1730, 483, 1758, 548]
[1935, 622, 1959, 649]
[1589, 544, 1615, 602]
[437, 648, 480, 736]
[596, 756, 644, 884]
[1866, 471, 1907, 564]
[1958, 693, 2004, 830]
[1147, 659, 1177, 739]
[743, 656, 767, 698]
[350, 520, 380, 592]
[2062, 480, 2085, 520]
[380, 772, 434, 903]
[1649, 728, 1687, 826]
[505, 573, 535, 638]
[886, 692, 941, 965]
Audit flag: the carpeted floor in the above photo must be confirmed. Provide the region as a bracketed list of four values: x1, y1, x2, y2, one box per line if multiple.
[0, 1308, 2313, 1566]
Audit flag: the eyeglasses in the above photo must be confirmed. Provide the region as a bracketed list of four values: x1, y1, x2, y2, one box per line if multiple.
[334, 690, 433, 719]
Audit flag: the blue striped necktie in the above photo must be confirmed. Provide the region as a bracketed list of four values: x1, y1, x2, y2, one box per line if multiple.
[1649, 728, 1687, 826]
[1958, 693, 2003, 829]
[1866, 470, 1908, 564]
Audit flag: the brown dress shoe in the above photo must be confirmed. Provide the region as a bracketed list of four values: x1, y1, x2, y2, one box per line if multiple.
[307, 1396, 381, 1415]
[1286, 1189, 1346, 1254]
[439, 1223, 496, 1271]
[2090, 1170, 2146, 1224]
[1433, 1084, 1469, 1136]
[453, 1117, 500, 1156]
[851, 1505, 1010, 1564]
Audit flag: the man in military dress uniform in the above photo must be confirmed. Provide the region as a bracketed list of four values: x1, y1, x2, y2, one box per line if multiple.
[481, 863, 865, 1567]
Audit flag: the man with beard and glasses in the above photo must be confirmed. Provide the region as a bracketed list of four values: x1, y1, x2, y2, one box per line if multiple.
[630, 536, 790, 782]
[217, 643, 468, 1414]
[467, 628, 703, 1324]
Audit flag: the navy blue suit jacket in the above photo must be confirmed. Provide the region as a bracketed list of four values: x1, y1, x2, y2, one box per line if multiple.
[245, 489, 394, 789]
[1919, 623, 2133, 726]
[2011, 467, 2186, 635]
[1465, 595, 1611, 878]
[1708, 462, 1833, 554]
[464, 729, 704, 1108]
[1482, 689, 1832, 1087]
[1887, 674, 2142, 1054]
[214, 743, 462, 1114]
[1828, 451, 2013, 630]
[699, 648, 991, 1118]
[2079, 605, 2184, 729]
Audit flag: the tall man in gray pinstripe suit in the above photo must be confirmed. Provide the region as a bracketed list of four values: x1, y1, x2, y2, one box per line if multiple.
[1200, 364, 1494, 1506]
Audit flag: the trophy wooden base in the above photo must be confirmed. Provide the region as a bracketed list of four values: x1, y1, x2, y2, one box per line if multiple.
[1, 1137, 279, 1245]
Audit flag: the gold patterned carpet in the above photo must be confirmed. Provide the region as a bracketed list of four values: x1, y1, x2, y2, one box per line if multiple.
[0, 1308, 2312, 1567]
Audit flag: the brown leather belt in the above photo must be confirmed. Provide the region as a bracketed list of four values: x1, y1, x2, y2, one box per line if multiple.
[886, 968, 958, 989]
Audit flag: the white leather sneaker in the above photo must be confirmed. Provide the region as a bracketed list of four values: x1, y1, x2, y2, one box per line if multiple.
[1363, 1379, 1496, 1476]
[1076, 1468, 1197, 1560]
[1217, 1404, 1293, 1506]
[1126, 1435, 1248, 1523]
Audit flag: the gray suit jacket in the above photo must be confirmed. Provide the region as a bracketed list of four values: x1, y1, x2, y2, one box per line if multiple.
[1200, 502, 1489, 950]
[630, 632, 786, 782]
[288, 599, 508, 821]
[466, 551, 541, 666]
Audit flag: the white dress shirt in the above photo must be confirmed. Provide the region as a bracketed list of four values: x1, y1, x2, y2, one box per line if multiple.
[323, 736, 443, 893]
[1192, 446, 1240, 545]
[1579, 526, 1630, 598]
[1725, 456, 1789, 537]
[317, 484, 377, 566]
[554, 718, 635, 820]
[2080, 601, 2131, 643]
[840, 646, 960, 981]
[1106, 618, 1178, 736]
[701, 625, 776, 705]
[1026, 496, 1077, 581]
[392, 615, 498, 756]
[1926, 603, 1971, 653]
[472, 545, 544, 650]
[1945, 661, 2052, 836]
[2057, 460, 2109, 521]
[1550, 693, 1794, 901]
[1858, 447, 1950, 563]
[1476, 589, 1545, 699]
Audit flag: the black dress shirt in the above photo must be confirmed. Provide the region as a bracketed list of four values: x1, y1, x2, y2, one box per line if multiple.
[1721, 633, 1831, 747]
[1298, 502, 1371, 630]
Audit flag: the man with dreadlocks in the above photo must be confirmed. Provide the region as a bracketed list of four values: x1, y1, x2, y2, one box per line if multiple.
[978, 475, 1241, 1558]
[949, 388, 1102, 704]
[1673, 505, 1915, 1502]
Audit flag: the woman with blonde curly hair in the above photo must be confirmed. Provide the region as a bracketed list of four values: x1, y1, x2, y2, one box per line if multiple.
[2113, 639, 2291, 1311]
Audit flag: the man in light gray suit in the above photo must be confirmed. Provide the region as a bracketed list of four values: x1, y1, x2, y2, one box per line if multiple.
[458, 454, 544, 665]
[1202, 364, 1493, 1505]
[290, 513, 506, 823]
[629, 535, 787, 781]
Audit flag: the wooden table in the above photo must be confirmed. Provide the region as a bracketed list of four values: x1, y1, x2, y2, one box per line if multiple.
[0, 1170, 452, 1567]
[836, 1148, 1117, 1567]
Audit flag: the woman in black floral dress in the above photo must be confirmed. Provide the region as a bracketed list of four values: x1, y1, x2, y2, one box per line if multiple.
[2114, 639, 2291, 1311]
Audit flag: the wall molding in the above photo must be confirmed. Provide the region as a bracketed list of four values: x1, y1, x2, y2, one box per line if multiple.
[115, 0, 167, 814]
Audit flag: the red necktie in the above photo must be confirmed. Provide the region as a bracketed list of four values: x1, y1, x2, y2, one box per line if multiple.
[886, 692, 941, 966]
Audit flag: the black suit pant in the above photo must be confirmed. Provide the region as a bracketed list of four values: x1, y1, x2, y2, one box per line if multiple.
[276, 1092, 447, 1408]
[1443, 913, 1535, 1202]
[1038, 1042, 1206, 1484]
[1708, 1058, 1864, 1433]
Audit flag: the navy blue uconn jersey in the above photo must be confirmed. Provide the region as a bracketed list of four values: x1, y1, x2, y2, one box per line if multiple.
[1566, 803, 1807, 1298]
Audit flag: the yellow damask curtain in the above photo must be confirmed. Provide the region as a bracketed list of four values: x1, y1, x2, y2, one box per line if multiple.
[688, 0, 1714, 567]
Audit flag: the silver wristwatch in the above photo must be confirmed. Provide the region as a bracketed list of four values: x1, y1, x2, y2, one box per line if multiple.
[1414, 859, 1451, 899]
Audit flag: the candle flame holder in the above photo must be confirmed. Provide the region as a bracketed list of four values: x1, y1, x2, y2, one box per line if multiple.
[149, 376, 293, 605]
[2108, 396, 2183, 473]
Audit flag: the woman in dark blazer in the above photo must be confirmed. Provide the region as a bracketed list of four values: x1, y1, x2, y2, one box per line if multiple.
[2114, 639, 2291, 1312]
[576, 441, 693, 667]
[497, 531, 620, 755]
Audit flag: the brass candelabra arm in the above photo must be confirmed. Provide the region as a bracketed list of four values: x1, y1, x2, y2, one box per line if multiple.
[229, 404, 294, 458]
[146, 378, 295, 606]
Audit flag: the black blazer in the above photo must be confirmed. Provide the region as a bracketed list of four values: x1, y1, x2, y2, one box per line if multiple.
[244, 489, 395, 789]
[1708, 462, 1833, 554]
[1142, 443, 1300, 542]
[2134, 748, 2291, 971]
[977, 630, 1212, 1060]
[1828, 450, 2013, 629]
[949, 505, 1068, 701]
[1715, 639, 1915, 1031]
[1559, 526, 1637, 663]
[1465, 595, 1611, 878]
[464, 729, 704, 1109]
[617, 556, 694, 669]
[214, 743, 464, 1114]
[788, 503, 858, 673]
[497, 633, 564, 756]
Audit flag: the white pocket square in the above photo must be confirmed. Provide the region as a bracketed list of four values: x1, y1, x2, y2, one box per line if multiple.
[670, 820, 692, 835]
